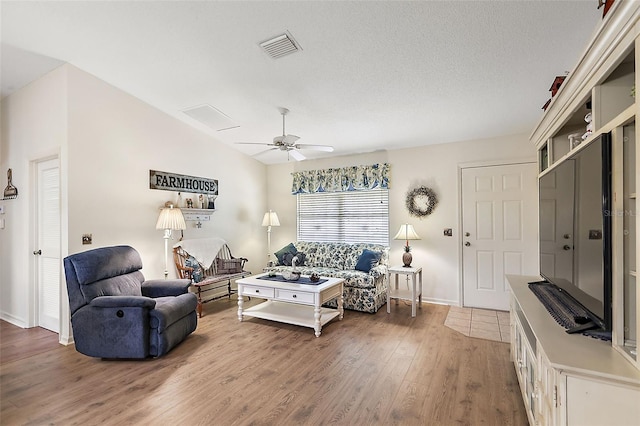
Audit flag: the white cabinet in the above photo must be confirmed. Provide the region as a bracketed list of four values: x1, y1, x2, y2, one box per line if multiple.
[530, 0, 640, 371]
[564, 375, 640, 425]
[517, 6, 640, 423]
[536, 350, 554, 426]
[512, 300, 540, 425]
[508, 275, 640, 426]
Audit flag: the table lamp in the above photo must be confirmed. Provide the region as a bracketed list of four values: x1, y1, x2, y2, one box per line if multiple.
[156, 202, 186, 278]
[393, 223, 420, 267]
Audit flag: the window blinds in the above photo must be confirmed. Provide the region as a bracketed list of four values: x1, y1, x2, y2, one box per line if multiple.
[297, 189, 389, 245]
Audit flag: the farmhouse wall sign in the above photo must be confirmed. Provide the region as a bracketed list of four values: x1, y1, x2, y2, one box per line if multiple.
[149, 170, 218, 196]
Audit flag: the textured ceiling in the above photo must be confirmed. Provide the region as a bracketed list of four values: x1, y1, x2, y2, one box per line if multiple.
[1, 1, 603, 164]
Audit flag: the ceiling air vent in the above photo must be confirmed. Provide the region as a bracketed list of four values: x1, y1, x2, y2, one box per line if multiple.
[260, 31, 302, 59]
[182, 104, 239, 132]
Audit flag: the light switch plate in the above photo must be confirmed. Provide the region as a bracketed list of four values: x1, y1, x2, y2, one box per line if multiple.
[0, 218, 4, 229]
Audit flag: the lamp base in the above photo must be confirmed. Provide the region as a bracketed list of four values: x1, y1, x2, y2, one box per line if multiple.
[402, 252, 412, 268]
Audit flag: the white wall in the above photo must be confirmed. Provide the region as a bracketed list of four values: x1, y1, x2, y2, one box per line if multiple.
[267, 134, 536, 306]
[0, 66, 68, 327]
[1, 65, 268, 339]
[65, 66, 267, 276]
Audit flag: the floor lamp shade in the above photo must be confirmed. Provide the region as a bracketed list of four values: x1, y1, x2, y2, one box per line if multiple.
[156, 206, 187, 231]
[262, 210, 280, 265]
[261, 210, 280, 227]
[393, 224, 420, 267]
[156, 203, 186, 278]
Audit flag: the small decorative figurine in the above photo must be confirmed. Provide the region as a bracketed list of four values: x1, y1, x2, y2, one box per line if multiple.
[582, 112, 593, 140]
[310, 273, 320, 282]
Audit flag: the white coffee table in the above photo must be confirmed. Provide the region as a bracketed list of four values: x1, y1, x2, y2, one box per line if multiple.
[237, 273, 344, 337]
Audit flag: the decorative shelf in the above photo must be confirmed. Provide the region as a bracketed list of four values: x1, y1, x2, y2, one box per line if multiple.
[182, 208, 215, 221]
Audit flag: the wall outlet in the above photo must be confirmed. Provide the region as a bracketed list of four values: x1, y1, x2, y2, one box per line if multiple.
[444, 228, 453, 236]
[82, 234, 92, 245]
[0, 205, 4, 214]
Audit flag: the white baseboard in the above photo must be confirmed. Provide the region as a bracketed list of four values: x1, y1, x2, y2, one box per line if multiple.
[0, 311, 28, 328]
[420, 297, 457, 306]
[59, 335, 74, 346]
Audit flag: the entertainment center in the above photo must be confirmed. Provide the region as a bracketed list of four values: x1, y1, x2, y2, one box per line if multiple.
[509, 2, 640, 425]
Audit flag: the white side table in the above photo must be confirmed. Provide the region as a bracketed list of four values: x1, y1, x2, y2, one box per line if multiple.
[386, 265, 423, 317]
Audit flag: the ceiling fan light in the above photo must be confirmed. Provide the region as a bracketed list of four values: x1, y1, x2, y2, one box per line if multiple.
[283, 134, 300, 145]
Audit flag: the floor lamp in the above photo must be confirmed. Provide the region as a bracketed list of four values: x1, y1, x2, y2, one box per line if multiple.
[262, 210, 280, 266]
[156, 202, 186, 278]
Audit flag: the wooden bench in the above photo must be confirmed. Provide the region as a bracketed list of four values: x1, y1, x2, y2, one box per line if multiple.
[173, 242, 250, 317]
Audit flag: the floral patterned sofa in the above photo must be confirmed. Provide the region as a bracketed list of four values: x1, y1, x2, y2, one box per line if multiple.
[263, 241, 389, 313]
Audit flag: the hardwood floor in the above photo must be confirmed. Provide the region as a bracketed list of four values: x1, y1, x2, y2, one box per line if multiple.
[1, 299, 527, 425]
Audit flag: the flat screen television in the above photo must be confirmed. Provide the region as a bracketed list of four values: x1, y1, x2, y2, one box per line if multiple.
[538, 132, 612, 333]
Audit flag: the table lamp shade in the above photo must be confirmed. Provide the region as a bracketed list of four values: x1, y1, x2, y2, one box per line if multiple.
[393, 224, 420, 242]
[262, 210, 280, 227]
[156, 205, 186, 230]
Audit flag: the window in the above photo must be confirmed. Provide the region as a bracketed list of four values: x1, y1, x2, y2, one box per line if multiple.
[297, 189, 389, 245]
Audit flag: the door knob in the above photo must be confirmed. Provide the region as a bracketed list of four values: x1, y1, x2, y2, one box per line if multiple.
[465, 242, 471, 247]
[563, 245, 571, 251]
[33, 249, 42, 255]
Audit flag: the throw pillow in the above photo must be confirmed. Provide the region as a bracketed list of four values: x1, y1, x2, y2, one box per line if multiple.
[355, 249, 382, 273]
[185, 256, 203, 283]
[275, 243, 297, 266]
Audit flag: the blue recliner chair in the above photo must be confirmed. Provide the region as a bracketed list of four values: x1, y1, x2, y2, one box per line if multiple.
[63, 245, 198, 358]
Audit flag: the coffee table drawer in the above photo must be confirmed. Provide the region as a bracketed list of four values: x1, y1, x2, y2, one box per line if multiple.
[275, 289, 315, 304]
[242, 285, 274, 298]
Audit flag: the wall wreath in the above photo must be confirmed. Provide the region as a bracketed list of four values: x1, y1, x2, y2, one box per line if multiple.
[406, 186, 438, 217]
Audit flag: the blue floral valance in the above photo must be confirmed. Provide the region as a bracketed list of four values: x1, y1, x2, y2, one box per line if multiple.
[291, 163, 390, 194]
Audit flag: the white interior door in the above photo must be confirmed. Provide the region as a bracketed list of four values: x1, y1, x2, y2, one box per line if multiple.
[462, 163, 538, 310]
[35, 158, 60, 333]
[539, 161, 575, 284]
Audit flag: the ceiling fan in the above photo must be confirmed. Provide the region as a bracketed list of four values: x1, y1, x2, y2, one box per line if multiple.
[235, 108, 334, 161]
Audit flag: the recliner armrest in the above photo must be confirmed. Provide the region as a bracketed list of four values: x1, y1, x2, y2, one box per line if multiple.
[141, 279, 191, 297]
[89, 295, 156, 309]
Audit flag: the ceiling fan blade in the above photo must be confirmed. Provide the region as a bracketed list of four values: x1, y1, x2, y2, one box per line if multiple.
[283, 134, 300, 145]
[235, 142, 275, 146]
[294, 144, 334, 152]
[252, 148, 279, 157]
[289, 150, 306, 161]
